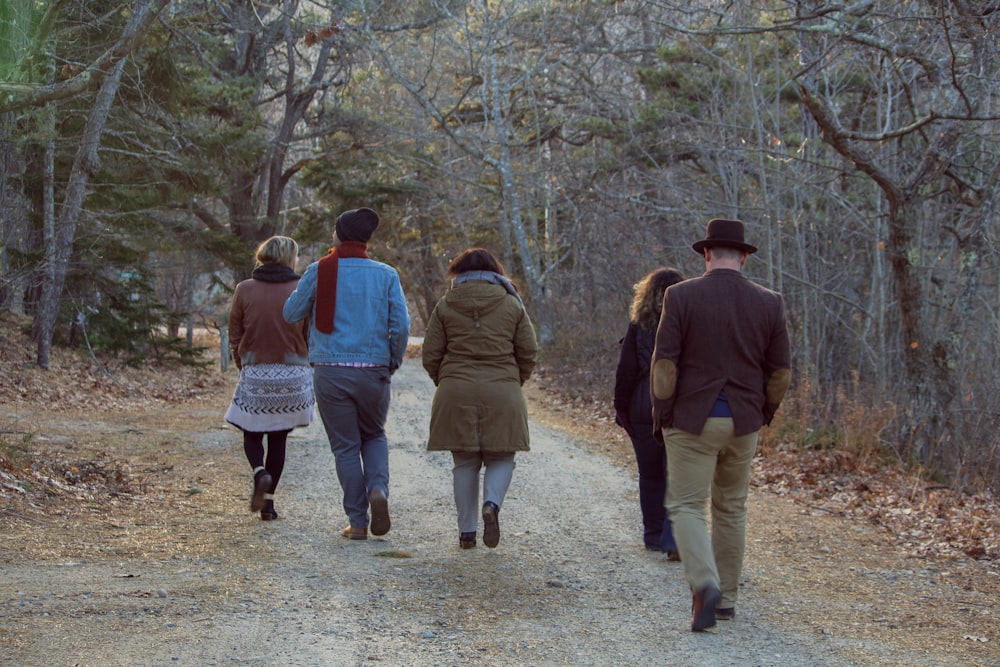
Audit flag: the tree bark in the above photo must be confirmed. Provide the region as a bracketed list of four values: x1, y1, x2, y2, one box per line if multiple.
[31, 0, 170, 368]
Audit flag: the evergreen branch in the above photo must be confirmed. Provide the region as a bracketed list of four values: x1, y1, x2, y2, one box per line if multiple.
[0, 0, 172, 114]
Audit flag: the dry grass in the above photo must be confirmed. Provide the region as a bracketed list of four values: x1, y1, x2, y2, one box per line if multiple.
[526, 366, 999, 564]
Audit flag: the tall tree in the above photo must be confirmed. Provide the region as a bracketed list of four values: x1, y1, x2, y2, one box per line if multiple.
[10, 0, 172, 368]
[787, 1, 1000, 471]
[363, 0, 649, 343]
[654, 0, 1000, 482]
[0, 0, 39, 313]
[160, 0, 361, 279]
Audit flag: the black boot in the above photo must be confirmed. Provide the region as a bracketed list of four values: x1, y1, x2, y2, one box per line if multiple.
[482, 502, 500, 548]
[260, 496, 278, 521]
[250, 467, 272, 512]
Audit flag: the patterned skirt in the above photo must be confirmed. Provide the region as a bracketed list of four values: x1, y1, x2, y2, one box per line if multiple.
[225, 364, 315, 433]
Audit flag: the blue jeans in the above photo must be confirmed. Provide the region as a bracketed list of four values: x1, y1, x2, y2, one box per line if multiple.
[630, 426, 677, 552]
[314, 365, 391, 528]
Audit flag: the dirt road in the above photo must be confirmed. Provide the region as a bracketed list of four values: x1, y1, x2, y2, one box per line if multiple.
[2, 359, 997, 666]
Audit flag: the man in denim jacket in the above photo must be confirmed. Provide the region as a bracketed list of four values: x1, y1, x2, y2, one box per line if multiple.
[284, 208, 410, 540]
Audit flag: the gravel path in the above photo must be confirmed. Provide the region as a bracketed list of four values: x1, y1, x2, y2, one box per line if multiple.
[2, 359, 991, 666]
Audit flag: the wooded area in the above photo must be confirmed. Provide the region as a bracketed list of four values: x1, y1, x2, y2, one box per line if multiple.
[1, 1, 998, 492]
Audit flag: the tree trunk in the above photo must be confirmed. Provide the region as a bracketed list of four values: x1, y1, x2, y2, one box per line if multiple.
[32, 0, 168, 367]
[0, 114, 30, 313]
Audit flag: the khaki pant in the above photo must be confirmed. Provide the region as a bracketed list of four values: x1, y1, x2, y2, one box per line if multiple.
[663, 418, 759, 608]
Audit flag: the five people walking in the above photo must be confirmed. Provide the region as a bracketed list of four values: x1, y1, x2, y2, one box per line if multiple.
[225, 212, 791, 634]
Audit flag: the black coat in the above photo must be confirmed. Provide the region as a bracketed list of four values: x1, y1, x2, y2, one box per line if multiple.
[614, 321, 656, 426]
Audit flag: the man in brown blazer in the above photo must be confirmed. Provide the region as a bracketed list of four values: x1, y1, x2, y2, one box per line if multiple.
[651, 218, 791, 632]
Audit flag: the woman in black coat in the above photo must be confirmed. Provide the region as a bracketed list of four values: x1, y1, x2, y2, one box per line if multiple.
[614, 267, 685, 557]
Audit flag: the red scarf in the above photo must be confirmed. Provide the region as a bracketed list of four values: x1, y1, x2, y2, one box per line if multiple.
[315, 241, 369, 334]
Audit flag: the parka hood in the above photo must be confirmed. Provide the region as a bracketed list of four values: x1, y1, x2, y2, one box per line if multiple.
[444, 282, 511, 319]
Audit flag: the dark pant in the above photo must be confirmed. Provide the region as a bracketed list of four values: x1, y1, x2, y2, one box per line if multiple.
[313, 365, 392, 529]
[630, 426, 677, 551]
[243, 429, 290, 493]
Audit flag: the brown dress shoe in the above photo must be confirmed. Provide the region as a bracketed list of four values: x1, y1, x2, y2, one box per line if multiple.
[369, 489, 391, 536]
[691, 585, 722, 632]
[342, 525, 368, 540]
[715, 607, 736, 620]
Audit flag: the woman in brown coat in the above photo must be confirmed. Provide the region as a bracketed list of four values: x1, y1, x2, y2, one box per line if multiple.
[422, 248, 539, 549]
[225, 236, 314, 520]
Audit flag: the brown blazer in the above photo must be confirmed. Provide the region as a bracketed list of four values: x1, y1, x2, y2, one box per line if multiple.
[651, 269, 791, 437]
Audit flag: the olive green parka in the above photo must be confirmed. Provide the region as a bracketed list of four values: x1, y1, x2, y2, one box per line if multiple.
[422, 281, 538, 452]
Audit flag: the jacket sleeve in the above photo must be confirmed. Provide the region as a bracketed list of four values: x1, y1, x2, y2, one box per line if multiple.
[512, 304, 539, 385]
[283, 263, 317, 324]
[387, 272, 411, 373]
[614, 324, 638, 412]
[650, 290, 680, 438]
[762, 295, 792, 425]
[421, 304, 446, 385]
[228, 285, 245, 369]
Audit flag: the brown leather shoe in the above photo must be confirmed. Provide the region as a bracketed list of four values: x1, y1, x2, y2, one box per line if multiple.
[342, 525, 368, 540]
[715, 607, 736, 621]
[691, 585, 722, 632]
[369, 489, 391, 536]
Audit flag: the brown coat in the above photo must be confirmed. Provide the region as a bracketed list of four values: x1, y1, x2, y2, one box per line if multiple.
[422, 282, 538, 452]
[651, 269, 791, 437]
[229, 276, 310, 368]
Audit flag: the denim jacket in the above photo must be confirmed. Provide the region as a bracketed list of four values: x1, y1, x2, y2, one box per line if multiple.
[283, 257, 411, 371]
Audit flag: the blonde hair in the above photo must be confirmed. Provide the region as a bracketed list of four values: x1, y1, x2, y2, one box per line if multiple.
[255, 236, 299, 269]
[629, 267, 685, 332]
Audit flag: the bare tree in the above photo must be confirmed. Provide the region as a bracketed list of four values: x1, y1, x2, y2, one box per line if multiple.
[651, 0, 1000, 484]
[162, 0, 361, 279]
[788, 0, 1000, 474]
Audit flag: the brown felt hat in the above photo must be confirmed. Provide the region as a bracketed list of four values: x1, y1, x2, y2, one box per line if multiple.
[335, 207, 380, 243]
[692, 218, 757, 255]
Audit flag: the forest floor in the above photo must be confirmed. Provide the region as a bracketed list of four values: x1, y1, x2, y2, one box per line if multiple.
[0, 311, 998, 666]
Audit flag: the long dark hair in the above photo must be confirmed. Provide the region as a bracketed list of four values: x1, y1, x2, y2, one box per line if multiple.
[629, 267, 685, 332]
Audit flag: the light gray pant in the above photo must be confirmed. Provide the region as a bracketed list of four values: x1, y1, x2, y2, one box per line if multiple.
[452, 451, 516, 533]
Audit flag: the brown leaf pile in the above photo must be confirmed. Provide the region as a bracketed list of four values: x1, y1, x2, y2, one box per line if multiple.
[755, 445, 999, 561]
[0, 313, 226, 413]
[0, 312, 228, 514]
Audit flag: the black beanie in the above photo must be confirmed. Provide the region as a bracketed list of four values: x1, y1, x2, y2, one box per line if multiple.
[335, 208, 380, 243]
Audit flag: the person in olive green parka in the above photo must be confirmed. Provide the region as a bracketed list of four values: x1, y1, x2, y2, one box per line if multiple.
[422, 248, 539, 550]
